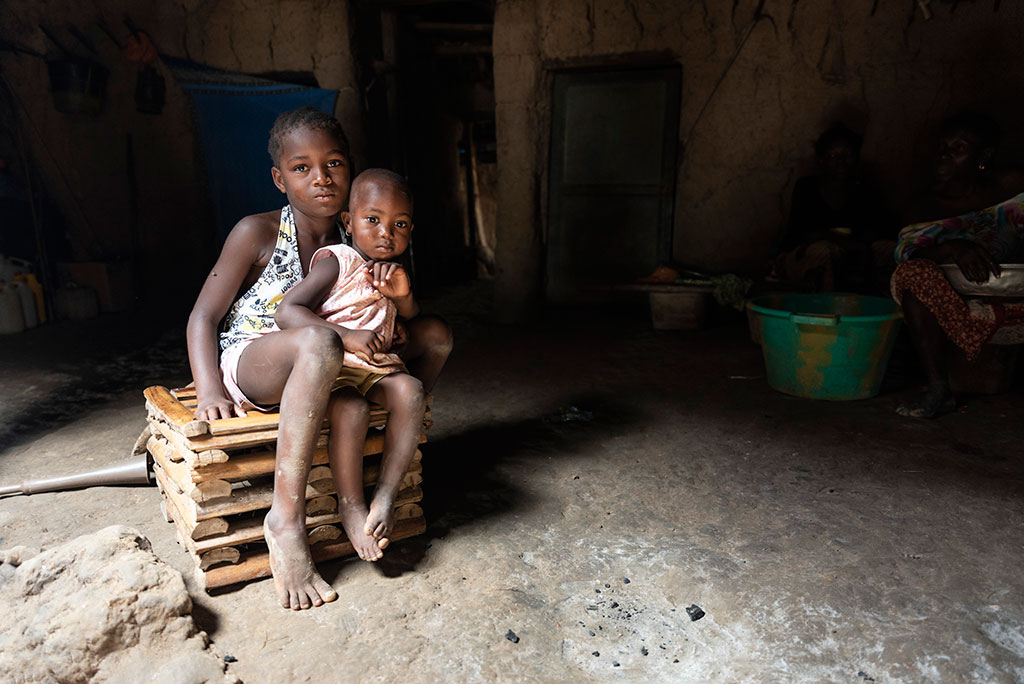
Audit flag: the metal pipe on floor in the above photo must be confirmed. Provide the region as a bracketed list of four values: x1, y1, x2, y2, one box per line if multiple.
[0, 455, 151, 497]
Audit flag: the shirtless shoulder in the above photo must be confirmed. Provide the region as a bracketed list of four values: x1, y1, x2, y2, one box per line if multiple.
[233, 210, 281, 251]
[221, 209, 284, 290]
[231, 209, 281, 259]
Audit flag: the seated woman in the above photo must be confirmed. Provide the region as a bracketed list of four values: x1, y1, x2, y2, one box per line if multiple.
[775, 122, 897, 293]
[892, 112, 1024, 418]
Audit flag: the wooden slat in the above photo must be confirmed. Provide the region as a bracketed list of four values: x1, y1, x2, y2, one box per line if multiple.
[201, 409, 387, 437]
[144, 386, 208, 437]
[174, 396, 426, 431]
[173, 383, 433, 408]
[180, 410, 430, 452]
[308, 525, 343, 545]
[193, 518, 230, 540]
[199, 547, 240, 571]
[188, 432, 426, 483]
[189, 463, 422, 521]
[172, 384, 197, 399]
[154, 462, 210, 560]
[202, 516, 427, 590]
[158, 460, 420, 554]
[306, 496, 337, 516]
[151, 462, 228, 540]
[159, 452, 422, 525]
[149, 436, 233, 503]
[191, 485, 423, 553]
[150, 419, 229, 467]
[131, 425, 151, 456]
[184, 427, 293, 453]
[170, 387, 432, 437]
[149, 419, 194, 463]
[149, 436, 189, 494]
[393, 503, 423, 521]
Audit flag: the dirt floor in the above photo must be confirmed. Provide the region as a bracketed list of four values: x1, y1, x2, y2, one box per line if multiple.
[2, 283, 1024, 683]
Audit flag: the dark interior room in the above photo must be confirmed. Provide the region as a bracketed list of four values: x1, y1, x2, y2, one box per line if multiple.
[1, 1, 1023, 682]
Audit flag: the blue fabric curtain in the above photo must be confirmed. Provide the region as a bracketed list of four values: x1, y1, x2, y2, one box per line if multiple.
[166, 58, 338, 242]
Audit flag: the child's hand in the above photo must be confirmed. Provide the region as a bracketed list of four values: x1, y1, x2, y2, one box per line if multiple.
[364, 261, 411, 299]
[195, 394, 247, 421]
[343, 329, 385, 362]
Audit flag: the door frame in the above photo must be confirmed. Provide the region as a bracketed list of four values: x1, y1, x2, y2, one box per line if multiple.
[545, 63, 682, 300]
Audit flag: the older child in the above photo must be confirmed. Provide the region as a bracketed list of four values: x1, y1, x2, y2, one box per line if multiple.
[276, 168, 424, 565]
[186, 108, 451, 611]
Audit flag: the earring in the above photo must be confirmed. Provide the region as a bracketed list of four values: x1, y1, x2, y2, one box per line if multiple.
[978, 162, 987, 171]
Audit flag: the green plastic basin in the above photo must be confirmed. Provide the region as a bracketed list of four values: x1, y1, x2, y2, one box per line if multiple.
[747, 293, 902, 400]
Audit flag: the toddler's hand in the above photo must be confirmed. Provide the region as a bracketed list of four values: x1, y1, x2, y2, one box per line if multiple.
[364, 261, 411, 299]
[343, 329, 385, 362]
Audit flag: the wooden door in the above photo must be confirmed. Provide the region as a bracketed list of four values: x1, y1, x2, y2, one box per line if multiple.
[547, 67, 681, 303]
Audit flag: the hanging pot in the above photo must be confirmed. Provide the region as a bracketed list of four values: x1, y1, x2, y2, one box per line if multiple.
[46, 57, 108, 115]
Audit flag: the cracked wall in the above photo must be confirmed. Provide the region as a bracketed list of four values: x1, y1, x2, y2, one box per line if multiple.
[493, 0, 1024, 307]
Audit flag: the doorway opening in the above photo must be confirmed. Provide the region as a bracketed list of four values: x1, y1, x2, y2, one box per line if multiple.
[352, 1, 496, 295]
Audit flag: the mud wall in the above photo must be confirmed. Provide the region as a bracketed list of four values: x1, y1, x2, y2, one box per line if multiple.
[492, 0, 1024, 315]
[0, 1, 205, 307]
[0, 0, 360, 309]
[178, 0, 365, 167]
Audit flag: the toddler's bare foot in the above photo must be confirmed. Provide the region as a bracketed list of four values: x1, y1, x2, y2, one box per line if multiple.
[264, 510, 338, 610]
[365, 493, 395, 550]
[338, 499, 384, 561]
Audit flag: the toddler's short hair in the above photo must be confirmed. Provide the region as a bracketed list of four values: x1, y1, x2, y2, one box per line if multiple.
[268, 106, 350, 166]
[351, 168, 414, 209]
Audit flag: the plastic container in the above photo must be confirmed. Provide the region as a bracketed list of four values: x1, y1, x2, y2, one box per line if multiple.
[0, 254, 31, 284]
[747, 293, 902, 400]
[0, 283, 25, 334]
[940, 263, 1024, 297]
[55, 284, 99, 321]
[10, 279, 36, 328]
[13, 273, 45, 324]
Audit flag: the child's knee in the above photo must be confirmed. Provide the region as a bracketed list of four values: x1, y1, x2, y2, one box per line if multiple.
[391, 374, 426, 413]
[414, 316, 454, 354]
[296, 326, 345, 366]
[329, 391, 370, 422]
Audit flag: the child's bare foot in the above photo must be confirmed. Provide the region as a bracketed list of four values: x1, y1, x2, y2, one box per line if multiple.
[263, 511, 338, 610]
[338, 499, 385, 561]
[364, 493, 395, 549]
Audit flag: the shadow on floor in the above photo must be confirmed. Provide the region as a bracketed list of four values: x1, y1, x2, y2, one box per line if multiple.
[353, 393, 649, 579]
[0, 318, 190, 452]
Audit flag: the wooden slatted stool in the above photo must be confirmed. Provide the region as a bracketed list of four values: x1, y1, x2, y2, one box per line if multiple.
[141, 385, 431, 591]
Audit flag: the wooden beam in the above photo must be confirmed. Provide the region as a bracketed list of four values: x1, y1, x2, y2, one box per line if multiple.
[414, 22, 492, 34]
[144, 386, 207, 437]
[187, 431, 426, 483]
[434, 44, 492, 56]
